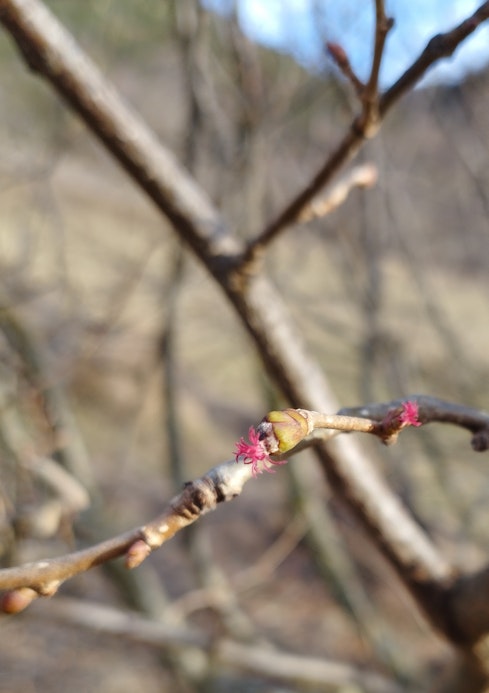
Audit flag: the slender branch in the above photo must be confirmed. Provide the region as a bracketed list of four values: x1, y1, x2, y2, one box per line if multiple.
[241, 123, 363, 264]
[380, 1, 489, 117]
[241, 1, 489, 263]
[326, 41, 365, 96]
[0, 459, 251, 608]
[339, 395, 489, 451]
[363, 0, 393, 115]
[1, 397, 482, 612]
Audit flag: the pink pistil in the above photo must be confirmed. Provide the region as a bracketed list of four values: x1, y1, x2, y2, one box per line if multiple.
[399, 401, 422, 427]
[235, 426, 287, 478]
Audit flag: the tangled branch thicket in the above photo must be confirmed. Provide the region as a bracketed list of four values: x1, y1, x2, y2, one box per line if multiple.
[1, 0, 489, 691]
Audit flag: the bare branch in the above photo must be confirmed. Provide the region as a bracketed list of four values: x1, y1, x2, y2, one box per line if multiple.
[0, 396, 471, 613]
[380, 2, 489, 117]
[0, 459, 251, 604]
[363, 0, 394, 119]
[339, 395, 489, 451]
[242, 1, 489, 262]
[241, 126, 364, 264]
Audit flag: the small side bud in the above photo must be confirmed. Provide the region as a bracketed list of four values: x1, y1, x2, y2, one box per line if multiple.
[125, 539, 151, 569]
[38, 580, 60, 597]
[1, 587, 38, 614]
[326, 41, 349, 68]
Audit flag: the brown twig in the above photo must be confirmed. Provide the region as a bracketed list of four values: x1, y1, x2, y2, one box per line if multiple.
[380, 2, 489, 117]
[1, 396, 484, 612]
[241, 1, 488, 264]
[0, 459, 252, 608]
[362, 0, 394, 123]
[339, 395, 489, 451]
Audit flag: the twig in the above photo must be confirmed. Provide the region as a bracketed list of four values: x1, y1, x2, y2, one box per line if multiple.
[380, 2, 489, 117]
[0, 458, 251, 605]
[240, 122, 365, 265]
[0, 396, 482, 611]
[339, 395, 489, 451]
[241, 1, 489, 263]
[362, 0, 394, 124]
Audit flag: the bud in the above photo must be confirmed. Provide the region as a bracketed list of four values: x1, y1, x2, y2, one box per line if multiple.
[1, 587, 37, 614]
[260, 409, 309, 454]
[125, 539, 151, 569]
[326, 41, 349, 68]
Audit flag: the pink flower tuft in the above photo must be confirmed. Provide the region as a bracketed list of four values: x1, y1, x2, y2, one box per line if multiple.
[235, 426, 287, 478]
[399, 401, 421, 427]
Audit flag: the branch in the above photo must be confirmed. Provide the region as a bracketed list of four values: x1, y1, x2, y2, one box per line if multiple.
[0, 459, 252, 610]
[339, 395, 489, 451]
[363, 0, 394, 118]
[242, 1, 489, 262]
[0, 397, 475, 613]
[380, 2, 489, 117]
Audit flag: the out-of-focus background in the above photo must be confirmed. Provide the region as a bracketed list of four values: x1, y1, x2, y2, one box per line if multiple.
[0, 1, 489, 691]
